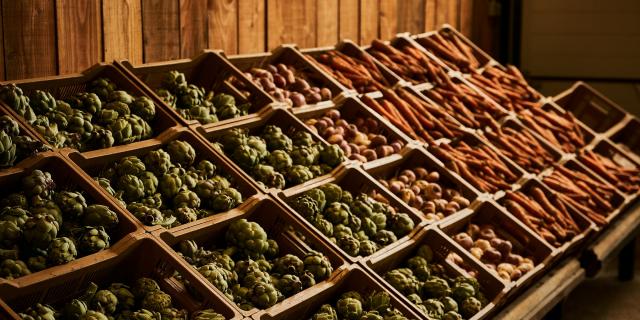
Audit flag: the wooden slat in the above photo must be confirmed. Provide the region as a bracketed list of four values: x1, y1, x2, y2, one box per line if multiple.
[459, 0, 473, 38]
[435, 0, 448, 26]
[339, 0, 359, 42]
[425, 0, 437, 31]
[142, 0, 180, 62]
[0, 5, 5, 80]
[238, 0, 266, 53]
[2, 0, 57, 79]
[208, 0, 238, 54]
[397, 0, 425, 34]
[448, 0, 460, 29]
[267, 0, 316, 49]
[179, 0, 208, 58]
[379, 0, 397, 40]
[359, 0, 379, 44]
[103, 0, 143, 64]
[56, 0, 101, 75]
[316, 0, 339, 46]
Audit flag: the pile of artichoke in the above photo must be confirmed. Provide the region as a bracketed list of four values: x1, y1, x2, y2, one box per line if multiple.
[0, 115, 51, 167]
[382, 245, 487, 320]
[18, 278, 226, 320]
[0, 78, 156, 151]
[0, 170, 119, 280]
[310, 290, 410, 320]
[288, 183, 415, 257]
[94, 140, 243, 228]
[215, 125, 344, 190]
[155, 70, 251, 124]
[177, 218, 334, 311]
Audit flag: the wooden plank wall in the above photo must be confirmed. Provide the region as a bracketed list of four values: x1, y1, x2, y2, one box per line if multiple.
[0, 0, 491, 81]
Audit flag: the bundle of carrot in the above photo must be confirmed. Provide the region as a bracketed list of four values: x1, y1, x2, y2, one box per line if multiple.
[468, 65, 542, 112]
[484, 124, 557, 174]
[366, 39, 449, 85]
[304, 50, 389, 93]
[421, 78, 506, 129]
[503, 187, 582, 247]
[580, 149, 640, 194]
[518, 106, 586, 153]
[415, 30, 483, 72]
[361, 87, 464, 143]
[429, 140, 521, 193]
[542, 164, 619, 226]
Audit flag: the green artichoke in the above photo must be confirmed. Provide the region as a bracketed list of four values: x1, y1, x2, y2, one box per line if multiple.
[384, 268, 419, 295]
[0, 220, 21, 247]
[47, 236, 78, 265]
[23, 214, 59, 249]
[231, 145, 261, 169]
[248, 281, 278, 308]
[77, 226, 111, 254]
[285, 165, 314, 185]
[83, 204, 119, 229]
[319, 144, 344, 167]
[63, 299, 88, 320]
[252, 164, 285, 189]
[132, 277, 161, 298]
[0, 115, 19, 137]
[89, 78, 117, 100]
[131, 96, 156, 121]
[225, 219, 268, 259]
[324, 202, 351, 225]
[141, 290, 172, 312]
[22, 169, 55, 197]
[109, 118, 134, 144]
[288, 195, 320, 221]
[303, 250, 333, 280]
[273, 254, 304, 276]
[0, 259, 31, 279]
[337, 234, 360, 256]
[159, 173, 182, 199]
[54, 191, 87, 219]
[389, 213, 414, 237]
[144, 149, 172, 175]
[197, 263, 231, 294]
[167, 140, 196, 167]
[91, 289, 118, 314]
[19, 303, 56, 320]
[191, 309, 226, 320]
[336, 297, 362, 320]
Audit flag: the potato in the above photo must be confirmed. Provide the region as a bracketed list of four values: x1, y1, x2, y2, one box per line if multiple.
[470, 247, 483, 259]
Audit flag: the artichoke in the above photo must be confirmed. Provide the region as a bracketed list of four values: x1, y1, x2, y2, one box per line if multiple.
[109, 90, 134, 104]
[167, 140, 196, 167]
[47, 237, 78, 265]
[191, 309, 226, 320]
[266, 149, 293, 172]
[312, 304, 338, 320]
[275, 274, 303, 296]
[0, 259, 31, 279]
[262, 126, 292, 152]
[0, 220, 21, 247]
[109, 118, 134, 144]
[288, 195, 320, 221]
[273, 254, 304, 276]
[90, 289, 118, 314]
[389, 213, 414, 237]
[83, 204, 119, 229]
[460, 296, 482, 318]
[141, 290, 172, 312]
[132, 277, 161, 298]
[139, 171, 159, 196]
[174, 207, 198, 224]
[54, 191, 87, 219]
[197, 263, 231, 294]
[0, 206, 29, 227]
[173, 190, 201, 208]
[131, 96, 156, 121]
[292, 131, 314, 147]
[63, 299, 88, 320]
[22, 169, 55, 197]
[373, 230, 397, 246]
[144, 149, 172, 175]
[159, 173, 182, 199]
[359, 240, 378, 256]
[0, 84, 34, 122]
[324, 202, 351, 225]
[285, 165, 314, 185]
[248, 281, 278, 308]
[225, 219, 268, 259]
[23, 214, 59, 249]
[318, 183, 342, 204]
[337, 235, 360, 256]
[0, 131, 16, 167]
[19, 304, 56, 320]
[336, 297, 362, 320]
[384, 269, 419, 295]
[77, 226, 111, 254]
[303, 250, 333, 280]
[290, 146, 316, 166]
[319, 144, 344, 167]
[231, 145, 260, 169]
[421, 277, 450, 299]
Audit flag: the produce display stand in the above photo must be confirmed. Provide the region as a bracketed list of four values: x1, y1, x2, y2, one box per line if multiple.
[0, 23, 639, 320]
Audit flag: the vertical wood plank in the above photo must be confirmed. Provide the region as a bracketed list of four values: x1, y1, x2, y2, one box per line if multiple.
[208, 0, 238, 54]
[56, 0, 101, 74]
[459, 0, 473, 38]
[339, 0, 359, 42]
[142, 0, 180, 62]
[180, 0, 208, 58]
[397, 0, 425, 34]
[0, 5, 5, 80]
[238, 0, 266, 53]
[267, 0, 316, 49]
[448, 0, 460, 29]
[435, 0, 448, 26]
[103, 0, 143, 64]
[425, 0, 436, 31]
[3, 0, 57, 79]
[316, 0, 339, 46]
[359, 0, 379, 44]
[379, 0, 397, 40]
